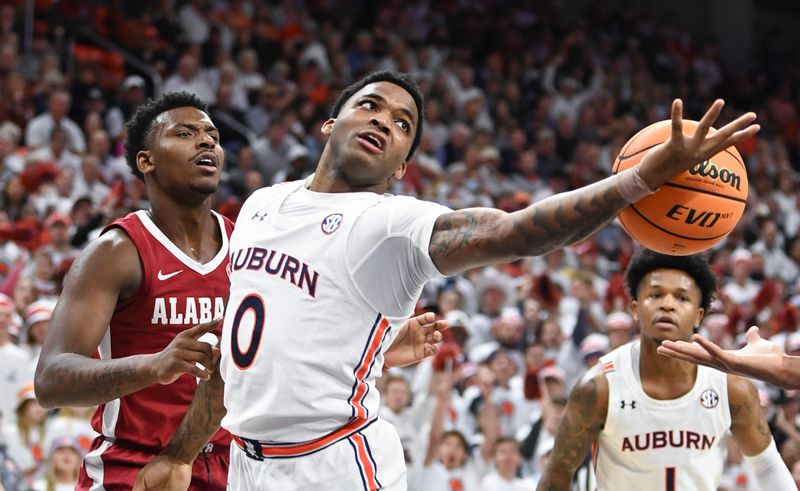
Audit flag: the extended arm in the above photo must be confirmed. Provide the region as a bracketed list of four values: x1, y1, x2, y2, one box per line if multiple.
[728, 375, 794, 488]
[430, 99, 759, 275]
[35, 230, 218, 408]
[658, 326, 800, 389]
[537, 375, 608, 491]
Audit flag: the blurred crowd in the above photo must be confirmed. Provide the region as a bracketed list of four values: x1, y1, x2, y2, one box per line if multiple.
[0, 0, 799, 489]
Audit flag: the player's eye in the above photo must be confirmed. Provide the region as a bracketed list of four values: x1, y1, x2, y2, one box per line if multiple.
[359, 100, 376, 110]
[396, 120, 410, 133]
[178, 131, 191, 137]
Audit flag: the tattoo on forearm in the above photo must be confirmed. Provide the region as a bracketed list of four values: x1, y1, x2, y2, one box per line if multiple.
[512, 178, 628, 256]
[537, 379, 601, 491]
[431, 177, 629, 272]
[165, 369, 226, 460]
[42, 355, 143, 406]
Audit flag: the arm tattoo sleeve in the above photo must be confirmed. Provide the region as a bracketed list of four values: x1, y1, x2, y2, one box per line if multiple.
[537, 379, 603, 491]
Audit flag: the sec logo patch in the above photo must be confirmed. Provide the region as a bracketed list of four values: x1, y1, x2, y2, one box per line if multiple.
[321, 213, 343, 234]
[700, 389, 719, 409]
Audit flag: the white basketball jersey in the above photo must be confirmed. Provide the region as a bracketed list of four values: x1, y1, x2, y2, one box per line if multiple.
[595, 342, 730, 491]
[220, 178, 450, 442]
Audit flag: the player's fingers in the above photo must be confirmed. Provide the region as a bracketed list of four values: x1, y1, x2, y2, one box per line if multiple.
[425, 342, 440, 357]
[184, 362, 212, 380]
[694, 99, 724, 138]
[691, 334, 730, 363]
[720, 125, 760, 148]
[670, 99, 684, 136]
[711, 112, 758, 144]
[179, 348, 215, 373]
[182, 317, 223, 338]
[428, 330, 443, 344]
[744, 325, 762, 343]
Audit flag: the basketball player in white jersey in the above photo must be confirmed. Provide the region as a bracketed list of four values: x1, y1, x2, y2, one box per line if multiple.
[134, 71, 761, 490]
[537, 250, 793, 490]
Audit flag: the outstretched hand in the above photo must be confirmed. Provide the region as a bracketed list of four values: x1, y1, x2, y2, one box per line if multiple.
[133, 456, 191, 491]
[637, 99, 760, 190]
[384, 312, 448, 368]
[658, 326, 792, 387]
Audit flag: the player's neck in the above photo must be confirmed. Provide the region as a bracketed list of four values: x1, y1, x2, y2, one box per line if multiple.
[311, 151, 390, 194]
[147, 195, 218, 262]
[638, 339, 697, 399]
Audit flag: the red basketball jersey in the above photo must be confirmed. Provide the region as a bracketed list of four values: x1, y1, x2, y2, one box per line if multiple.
[91, 210, 233, 450]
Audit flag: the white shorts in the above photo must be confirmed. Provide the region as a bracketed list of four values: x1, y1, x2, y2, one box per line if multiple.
[228, 418, 406, 491]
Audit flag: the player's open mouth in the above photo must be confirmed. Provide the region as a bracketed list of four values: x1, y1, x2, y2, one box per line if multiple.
[193, 152, 219, 169]
[356, 131, 386, 154]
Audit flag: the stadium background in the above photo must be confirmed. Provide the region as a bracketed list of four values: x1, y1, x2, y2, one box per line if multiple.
[0, 0, 799, 489]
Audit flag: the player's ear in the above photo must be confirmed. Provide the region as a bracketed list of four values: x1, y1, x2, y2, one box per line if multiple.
[393, 161, 407, 180]
[630, 300, 639, 321]
[321, 118, 336, 136]
[694, 307, 704, 329]
[137, 150, 155, 176]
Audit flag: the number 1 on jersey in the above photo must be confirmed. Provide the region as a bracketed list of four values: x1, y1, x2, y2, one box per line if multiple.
[665, 467, 675, 491]
[230, 294, 266, 369]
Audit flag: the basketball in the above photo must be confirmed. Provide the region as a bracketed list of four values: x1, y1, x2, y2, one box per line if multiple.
[612, 120, 749, 255]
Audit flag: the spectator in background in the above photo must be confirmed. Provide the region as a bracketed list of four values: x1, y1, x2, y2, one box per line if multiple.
[2, 385, 47, 484]
[724, 249, 761, 306]
[0, 294, 27, 426]
[24, 90, 86, 153]
[27, 125, 82, 173]
[751, 218, 798, 283]
[31, 437, 82, 491]
[86, 129, 129, 183]
[39, 213, 78, 272]
[21, 298, 55, 366]
[481, 436, 538, 490]
[605, 311, 636, 350]
[71, 155, 110, 205]
[162, 54, 215, 104]
[251, 117, 301, 182]
[105, 75, 147, 140]
[0, 122, 24, 179]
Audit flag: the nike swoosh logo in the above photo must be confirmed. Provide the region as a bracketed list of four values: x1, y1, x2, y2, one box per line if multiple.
[157, 269, 184, 281]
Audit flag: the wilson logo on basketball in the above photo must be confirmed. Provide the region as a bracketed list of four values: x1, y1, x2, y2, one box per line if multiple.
[688, 160, 742, 191]
[666, 205, 734, 228]
[321, 213, 343, 234]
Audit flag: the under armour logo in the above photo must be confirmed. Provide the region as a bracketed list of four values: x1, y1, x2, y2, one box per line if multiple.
[252, 211, 269, 221]
[621, 400, 636, 409]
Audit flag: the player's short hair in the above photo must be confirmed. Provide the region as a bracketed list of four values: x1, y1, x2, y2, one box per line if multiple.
[124, 92, 208, 181]
[624, 249, 716, 311]
[330, 70, 424, 161]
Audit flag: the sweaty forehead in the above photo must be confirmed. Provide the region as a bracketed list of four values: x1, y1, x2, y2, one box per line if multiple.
[349, 82, 419, 122]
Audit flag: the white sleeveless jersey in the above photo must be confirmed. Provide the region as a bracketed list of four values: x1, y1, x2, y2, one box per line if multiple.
[220, 178, 450, 442]
[595, 342, 730, 491]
